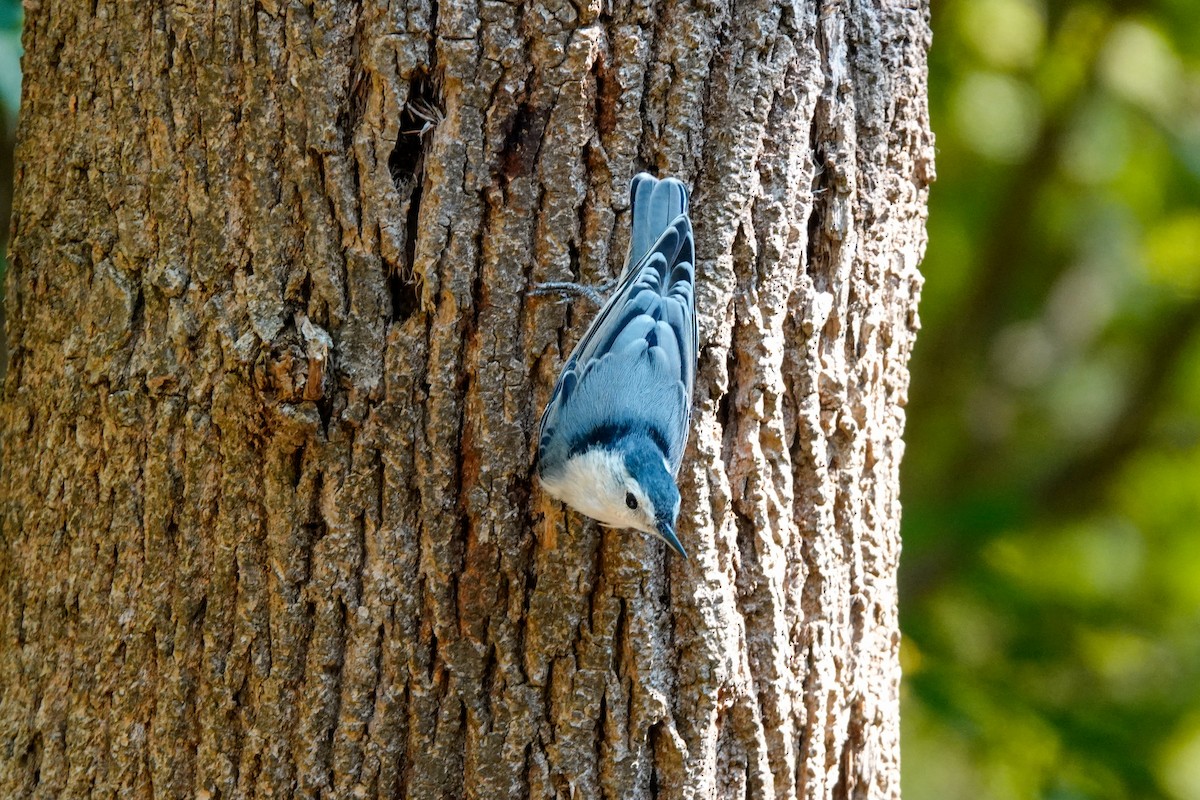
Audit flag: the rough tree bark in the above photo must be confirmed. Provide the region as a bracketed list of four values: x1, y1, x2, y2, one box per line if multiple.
[0, 1, 931, 798]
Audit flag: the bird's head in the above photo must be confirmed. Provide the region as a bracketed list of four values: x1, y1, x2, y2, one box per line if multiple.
[614, 433, 686, 558]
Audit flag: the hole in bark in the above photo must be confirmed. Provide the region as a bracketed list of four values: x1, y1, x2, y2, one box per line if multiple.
[717, 345, 737, 448]
[391, 272, 420, 321]
[316, 394, 335, 430]
[129, 286, 145, 345]
[805, 105, 830, 283]
[304, 522, 328, 546]
[389, 271, 420, 323]
[341, 106, 356, 154]
[592, 54, 616, 138]
[717, 388, 733, 433]
[389, 127, 422, 186]
[297, 272, 312, 307]
[482, 644, 498, 701]
[307, 473, 325, 528]
[388, 76, 434, 323]
[499, 100, 550, 181]
[612, 599, 626, 673]
[404, 178, 422, 270]
[805, 189, 823, 280]
[390, 75, 439, 186]
[566, 239, 581, 283]
[190, 596, 206, 629]
[288, 445, 305, 489]
[390, 179, 423, 323]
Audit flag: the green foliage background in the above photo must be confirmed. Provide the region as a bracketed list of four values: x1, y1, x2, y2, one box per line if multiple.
[0, 1, 1196, 798]
[905, 1, 1200, 798]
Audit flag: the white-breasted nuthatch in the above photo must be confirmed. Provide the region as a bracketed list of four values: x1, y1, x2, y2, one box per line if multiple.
[537, 173, 696, 558]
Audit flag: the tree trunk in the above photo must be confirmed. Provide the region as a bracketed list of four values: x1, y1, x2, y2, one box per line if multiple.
[0, 1, 931, 798]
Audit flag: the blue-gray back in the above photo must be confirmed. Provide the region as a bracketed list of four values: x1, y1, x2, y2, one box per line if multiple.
[538, 173, 697, 477]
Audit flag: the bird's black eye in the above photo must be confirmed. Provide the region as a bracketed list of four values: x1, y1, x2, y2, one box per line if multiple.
[625, 492, 638, 510]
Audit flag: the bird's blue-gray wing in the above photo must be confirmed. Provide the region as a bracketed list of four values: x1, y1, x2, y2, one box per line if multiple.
[539, 203, 696, 477]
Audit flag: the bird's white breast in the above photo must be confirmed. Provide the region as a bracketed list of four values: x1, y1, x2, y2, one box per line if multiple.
[539, 448, 654, 533]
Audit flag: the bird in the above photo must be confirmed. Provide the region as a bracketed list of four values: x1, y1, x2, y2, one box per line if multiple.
[536, 173, 697, 558]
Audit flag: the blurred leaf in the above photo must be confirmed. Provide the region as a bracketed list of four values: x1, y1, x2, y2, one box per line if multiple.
[1100, 20, 1182, 118]
[953, 71, 1044, 161]
[959, 0, 1046, 70]
[1143, 212, 1200, 292]
[1159, 715, 1200, 800]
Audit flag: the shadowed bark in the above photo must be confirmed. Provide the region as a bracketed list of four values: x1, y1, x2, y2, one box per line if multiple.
[0, 1, 931, 798]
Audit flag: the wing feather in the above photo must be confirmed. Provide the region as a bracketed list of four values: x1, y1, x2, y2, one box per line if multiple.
[540, 194, 697, 475]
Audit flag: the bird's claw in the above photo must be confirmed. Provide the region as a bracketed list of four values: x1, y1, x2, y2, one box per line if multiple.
[531, 279, 615, 307]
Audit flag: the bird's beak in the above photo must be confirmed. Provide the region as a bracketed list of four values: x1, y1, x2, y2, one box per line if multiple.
[656, 520, 689, 560]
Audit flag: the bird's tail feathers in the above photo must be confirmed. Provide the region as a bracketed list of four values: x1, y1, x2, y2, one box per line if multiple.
[628, 173, 689, 270]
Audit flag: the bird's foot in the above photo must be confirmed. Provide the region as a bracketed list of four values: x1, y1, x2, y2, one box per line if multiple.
[531, 279, 616, 307]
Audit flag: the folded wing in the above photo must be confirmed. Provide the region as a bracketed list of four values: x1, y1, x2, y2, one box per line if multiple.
[539, 208, 697, 476]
